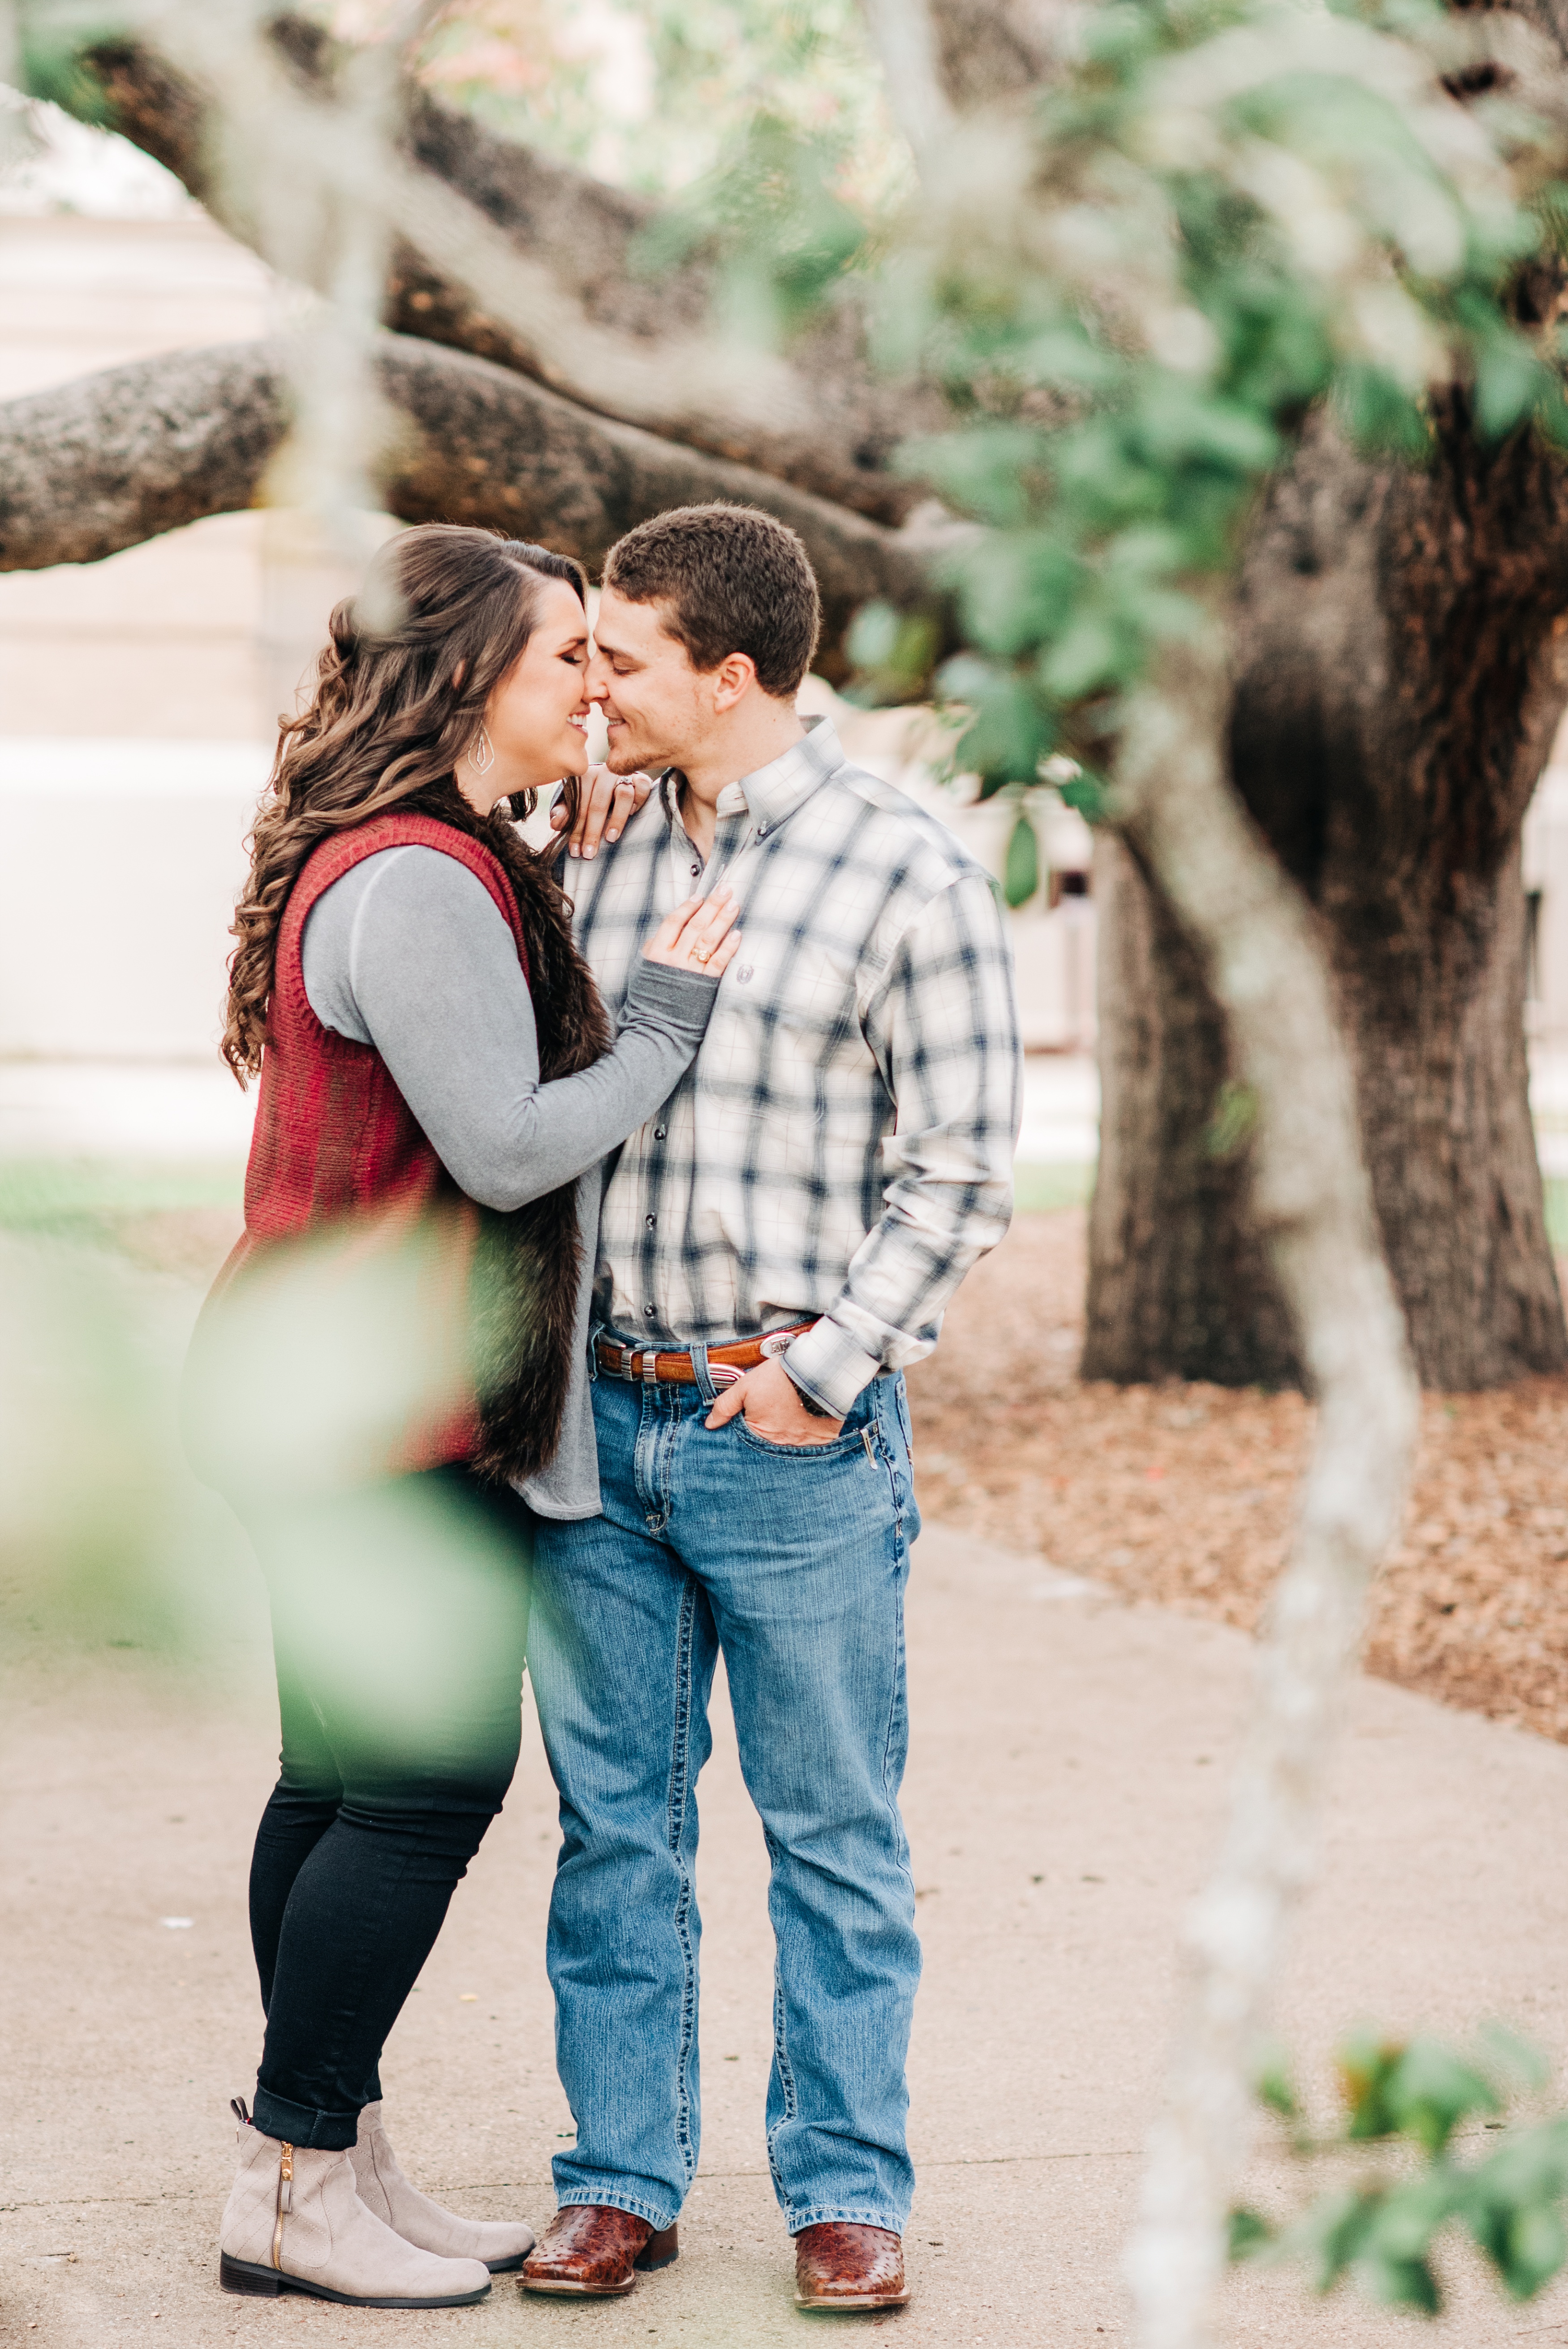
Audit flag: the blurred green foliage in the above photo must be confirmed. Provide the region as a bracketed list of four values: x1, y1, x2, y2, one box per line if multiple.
[633, 108, 879, 347]
[1231, 2025, 1568, 2315]
[837, 0, 1568, 794]
[411, 0, 907, 217]
[0, 1161, 251, 1666]
[14, 12, 121, 123]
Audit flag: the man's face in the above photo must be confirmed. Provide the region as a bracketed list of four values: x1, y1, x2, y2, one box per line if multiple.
[587, 587, 712, 776]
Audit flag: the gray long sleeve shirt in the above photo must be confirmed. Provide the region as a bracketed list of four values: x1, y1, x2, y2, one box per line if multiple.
[301, 842, 717, 1518]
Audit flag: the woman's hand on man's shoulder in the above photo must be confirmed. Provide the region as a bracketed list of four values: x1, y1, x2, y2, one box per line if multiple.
[550, 764, 655, 860]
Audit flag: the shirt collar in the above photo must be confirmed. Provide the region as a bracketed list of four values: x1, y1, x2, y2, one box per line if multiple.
[664, 714, 844, 837]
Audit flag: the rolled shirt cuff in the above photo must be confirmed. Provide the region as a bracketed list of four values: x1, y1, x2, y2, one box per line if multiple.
[781, 1317, 883, 1421]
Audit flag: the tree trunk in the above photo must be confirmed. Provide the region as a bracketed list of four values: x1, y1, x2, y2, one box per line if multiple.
[1085, 833, 1301, 1386]
[1086, 409, 1568, 1390]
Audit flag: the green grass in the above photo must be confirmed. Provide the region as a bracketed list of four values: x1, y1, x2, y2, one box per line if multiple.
[1014, 1160, 1095, 1213]
[1014, 1168, 1568, 1239]
[0, 1158, 246, 1239]
[1, 1154, 1555, 1242]
[1546, 1178, 1568, 1254]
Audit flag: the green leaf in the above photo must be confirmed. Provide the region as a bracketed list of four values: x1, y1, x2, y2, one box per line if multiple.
[1292, 2184, 1385, 2293]
[1037, 613, 1134, 702]
[1386, 2039, 1503, 2155]
[1332, 365, 1431, 460]
[1057, 769, 1112, 823]
[952, 535, 1083, 659]
[1132, 384, 1279, 476]
[1362, 2167, 1465, 2263]
[1017, 326, 1124, 394]
[1354, 2249, 1442, 2314]
[1228, 2205, 1275, 2263]
[1255, 2050, 1301, 2122]
[18, 29, 117, 123]
[1004, 811, 1041, 908]
[1463, 2117, 1568, 2297]
[845, 604, 941, 702]
[845, 601, 901, 673]
[902, 423, 1051, 530]
[936, 659, 1054, 786]
[1474, 334, 1547, 440]
[1337, 2030, 1407, 2139]
[1493, 2201, 1568, 2301]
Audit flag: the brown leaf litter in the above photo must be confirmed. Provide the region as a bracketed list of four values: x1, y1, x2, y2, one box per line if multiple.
[907, 1209, 1568, 1745]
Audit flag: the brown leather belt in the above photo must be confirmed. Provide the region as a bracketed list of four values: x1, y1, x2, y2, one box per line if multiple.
[595, 1322, 815, 1387]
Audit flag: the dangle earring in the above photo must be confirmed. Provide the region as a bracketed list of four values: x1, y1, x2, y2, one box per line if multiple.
[467, 723, 496, 777]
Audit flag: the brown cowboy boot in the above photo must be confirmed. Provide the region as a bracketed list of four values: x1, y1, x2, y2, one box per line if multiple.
[794, 2222, 909, 2311]
[520, 2203, 679, 2297]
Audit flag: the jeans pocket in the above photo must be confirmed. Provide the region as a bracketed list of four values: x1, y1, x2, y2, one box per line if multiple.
[731, 1417, 866, 1461]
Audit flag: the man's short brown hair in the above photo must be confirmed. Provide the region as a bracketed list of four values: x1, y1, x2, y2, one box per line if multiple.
[601, 505, 822, 700]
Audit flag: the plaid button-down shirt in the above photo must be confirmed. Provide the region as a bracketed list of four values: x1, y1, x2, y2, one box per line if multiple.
[562, 716, 1022, 1417]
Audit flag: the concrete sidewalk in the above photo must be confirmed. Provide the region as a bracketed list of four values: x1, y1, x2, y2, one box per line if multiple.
[5, 1529, 1568, 2349]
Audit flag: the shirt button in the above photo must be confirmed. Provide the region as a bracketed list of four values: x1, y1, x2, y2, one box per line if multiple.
[644, 1304, 657, 1320]
[645, 1214, 657, 1230]
[653, 1125, 667, 1141]
[690, 862, 701, 877]
[756, 824, 769, 838]
[737, 964, 754, 984]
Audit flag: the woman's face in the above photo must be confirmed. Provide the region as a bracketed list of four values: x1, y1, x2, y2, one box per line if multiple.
[482, 578, 592, 787]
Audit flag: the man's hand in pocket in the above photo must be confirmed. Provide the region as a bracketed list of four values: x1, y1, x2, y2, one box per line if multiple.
[704, 1358, 844, 1446]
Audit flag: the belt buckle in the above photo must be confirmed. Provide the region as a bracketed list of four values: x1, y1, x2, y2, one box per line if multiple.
[758, 1330, 794, 1359]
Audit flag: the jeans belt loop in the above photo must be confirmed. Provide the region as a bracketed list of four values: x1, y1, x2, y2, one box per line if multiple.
[688, 1340, 717, 1403]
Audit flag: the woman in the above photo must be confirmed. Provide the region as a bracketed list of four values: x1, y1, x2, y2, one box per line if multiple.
[185, 524, 740, 2312]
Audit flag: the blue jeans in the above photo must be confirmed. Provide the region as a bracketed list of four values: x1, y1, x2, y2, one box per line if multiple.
[527, 1357, 922, 2237]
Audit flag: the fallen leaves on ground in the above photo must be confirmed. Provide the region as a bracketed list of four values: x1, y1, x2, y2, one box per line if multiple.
[907, 1210, 1568, 1745]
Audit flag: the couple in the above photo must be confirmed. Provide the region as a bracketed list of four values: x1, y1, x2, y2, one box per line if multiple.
[192, 504, 1021, 2317]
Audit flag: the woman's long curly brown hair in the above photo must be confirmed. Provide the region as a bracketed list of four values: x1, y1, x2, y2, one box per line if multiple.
[223, 523, 589, 1084]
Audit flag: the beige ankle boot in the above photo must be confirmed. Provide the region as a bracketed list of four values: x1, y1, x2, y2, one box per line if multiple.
[351, 2100, 535, 2272]
[218, 2100, 491, 2307]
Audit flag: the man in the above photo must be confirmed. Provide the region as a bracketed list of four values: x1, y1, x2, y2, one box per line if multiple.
[520, 505, 1021, 2313]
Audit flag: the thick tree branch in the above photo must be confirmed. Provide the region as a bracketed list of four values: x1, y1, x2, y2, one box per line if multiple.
[0, 335, 942, 678]
[80, 21, 945, 526]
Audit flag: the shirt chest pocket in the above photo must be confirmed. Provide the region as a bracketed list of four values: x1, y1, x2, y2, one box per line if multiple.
[728, 942, 860, 1054]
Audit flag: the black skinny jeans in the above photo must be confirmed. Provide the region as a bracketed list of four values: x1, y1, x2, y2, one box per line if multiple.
[241, 1464, 532, 2150]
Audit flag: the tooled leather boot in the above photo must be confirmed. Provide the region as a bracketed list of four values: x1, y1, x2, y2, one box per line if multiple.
[218, 2098, 491, 2308]
[351, 2100, 534, 2272]
[794, 2222, 909, 2310]
[520, 2203, 679, 2296]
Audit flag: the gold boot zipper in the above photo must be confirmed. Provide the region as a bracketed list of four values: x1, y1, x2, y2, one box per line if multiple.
[271, 2142, 293, 2270]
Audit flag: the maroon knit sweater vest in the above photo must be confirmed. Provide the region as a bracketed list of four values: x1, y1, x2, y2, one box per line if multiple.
[211, 814, 530, 1477]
